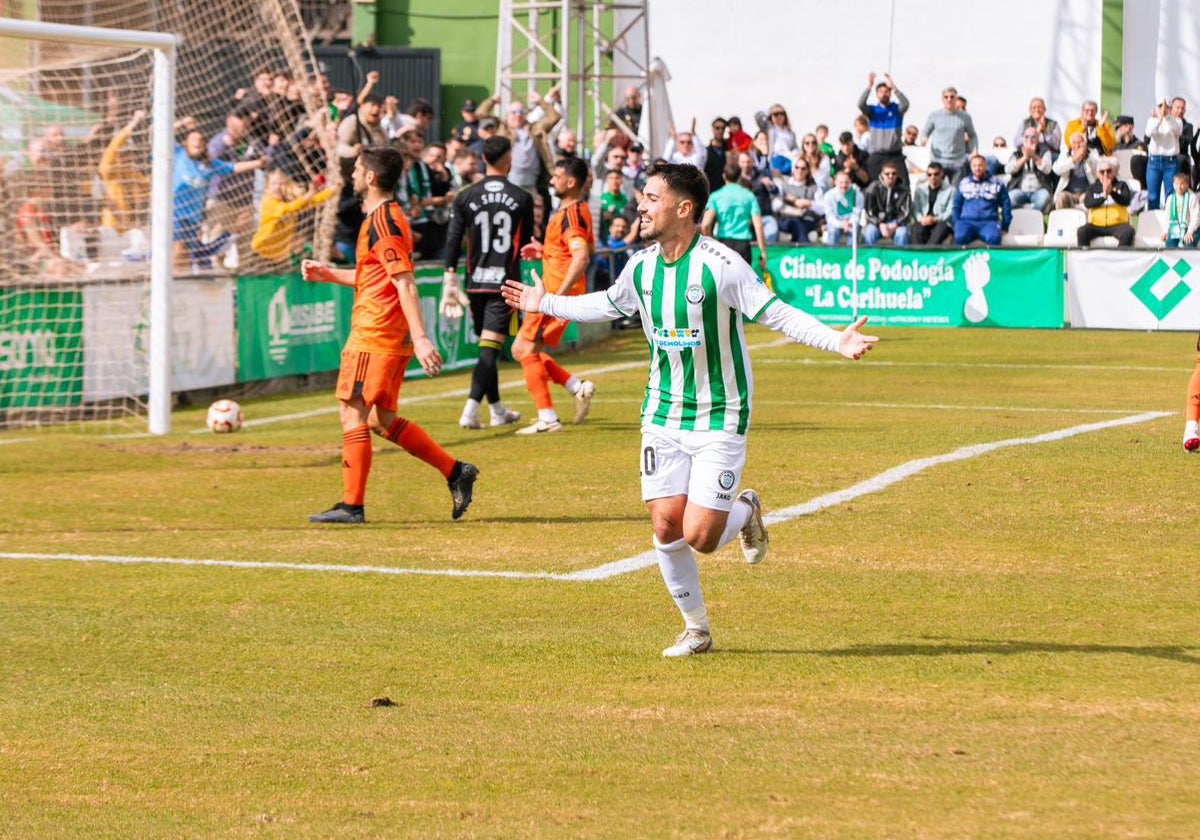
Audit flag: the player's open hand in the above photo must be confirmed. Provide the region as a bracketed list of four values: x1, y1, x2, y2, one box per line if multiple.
[502, 269, 546, 313]
[838, 316, 879, 360]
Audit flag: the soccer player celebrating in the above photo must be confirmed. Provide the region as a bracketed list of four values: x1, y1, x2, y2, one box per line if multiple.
[503, 162, 877, 657]
[509, 157, 597, 434]
[301, 146, 478, 523]
[441, 135, 534, 430]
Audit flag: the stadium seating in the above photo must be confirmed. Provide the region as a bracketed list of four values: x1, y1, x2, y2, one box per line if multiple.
[1136, 209, 1168, 248]
[1002, 207, 1046, 246]
[1043, 207, 1086, 247]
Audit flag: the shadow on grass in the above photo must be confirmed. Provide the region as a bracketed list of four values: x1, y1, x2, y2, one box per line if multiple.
[725, 638, 1200, 665]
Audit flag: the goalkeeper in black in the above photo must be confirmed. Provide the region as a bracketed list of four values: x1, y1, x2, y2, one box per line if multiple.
[442, 135, 536, 429]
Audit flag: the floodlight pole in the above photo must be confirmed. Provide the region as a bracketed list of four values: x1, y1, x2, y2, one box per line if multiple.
[0, 18, 179, 435]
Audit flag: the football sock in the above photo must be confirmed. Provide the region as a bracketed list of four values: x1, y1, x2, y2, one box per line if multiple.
[471, 340, 503, 403]
[489, 400, 512, 420]
[341, 424, 373, 506]
[714, 497, 753, 552]
[1186, 420, 1199, 441]
[385, 417, 456, 479]
[1187, 360, 1200, 421]
[541, 354, 572, 387]
[563, 374, 582, 395]
[654, 536, 708, 631]
[520, 353, 554, 411]
[461, 398, 481, 421]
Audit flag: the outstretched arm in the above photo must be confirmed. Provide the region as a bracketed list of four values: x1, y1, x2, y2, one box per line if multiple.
[502, 273, 624, 323]
[301, 259, 355, 287]
[757, 303, 878, 359]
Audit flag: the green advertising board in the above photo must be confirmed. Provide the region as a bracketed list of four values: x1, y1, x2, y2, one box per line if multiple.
[758, 246, 1065, 328]
[0, 288, 83, 408]
[237, 267, 478, 382]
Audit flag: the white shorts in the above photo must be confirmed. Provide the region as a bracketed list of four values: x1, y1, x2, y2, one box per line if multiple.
[639, 425, 747, 512]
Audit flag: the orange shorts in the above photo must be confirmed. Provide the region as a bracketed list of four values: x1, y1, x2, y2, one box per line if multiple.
[518, 311, 570, 348]
[335, 350, 411, 412]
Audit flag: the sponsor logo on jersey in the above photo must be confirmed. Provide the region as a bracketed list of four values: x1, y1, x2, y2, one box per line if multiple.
[653, 326, 702, 349]
[685, 284, 705, 304]
[484, 181, 504, 192]
[718, 470, 736, 490]
[471, 266, 506, 285]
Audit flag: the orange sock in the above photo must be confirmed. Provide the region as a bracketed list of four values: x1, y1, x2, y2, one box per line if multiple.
[341, 425, 373, 505]
[385, 417, 456, 479]
[542, 354, 572, 387]
[520, 353, 554, 410]
[1187, 358, 1200, 421]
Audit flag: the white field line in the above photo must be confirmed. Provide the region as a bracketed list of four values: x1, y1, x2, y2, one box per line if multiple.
[0, 411, 1168, 582]
[224, 342, 793, 432]
[755, 400, 1157, 415]
[761, 358, 1183, 373]
[228, 358, 656, 432]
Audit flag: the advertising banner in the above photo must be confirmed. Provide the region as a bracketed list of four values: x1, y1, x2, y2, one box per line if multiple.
[236, 267, 478, 383]
[1067, 250, 1200, 330]
[83, 279, 235, 401]
[0, 287, 83, 408]
[762, 247, 1065, 329]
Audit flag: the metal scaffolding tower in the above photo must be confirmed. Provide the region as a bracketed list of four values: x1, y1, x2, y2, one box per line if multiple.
[495, 0, 669, 156]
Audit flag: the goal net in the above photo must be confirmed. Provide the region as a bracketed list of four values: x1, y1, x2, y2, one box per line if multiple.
[0, 0, 331, 431]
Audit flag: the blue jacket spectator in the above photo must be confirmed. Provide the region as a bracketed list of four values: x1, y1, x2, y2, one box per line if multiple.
[858, 72, 911, 185]
[952, 155, 1012, 246]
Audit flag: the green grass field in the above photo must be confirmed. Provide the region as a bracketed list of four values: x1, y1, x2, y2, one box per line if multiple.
[3, 326, 1199, 838]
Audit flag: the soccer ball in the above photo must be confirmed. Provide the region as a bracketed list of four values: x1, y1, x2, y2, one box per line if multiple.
[206, 399, 244, 433]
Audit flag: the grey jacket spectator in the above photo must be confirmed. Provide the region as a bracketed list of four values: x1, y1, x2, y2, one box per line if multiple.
[921, 87, 979, 177]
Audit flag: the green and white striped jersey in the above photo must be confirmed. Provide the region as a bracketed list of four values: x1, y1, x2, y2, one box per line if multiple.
[606, 235, 776, 435]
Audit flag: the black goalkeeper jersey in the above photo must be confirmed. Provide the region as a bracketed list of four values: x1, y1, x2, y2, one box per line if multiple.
[444, 175, 535, 294]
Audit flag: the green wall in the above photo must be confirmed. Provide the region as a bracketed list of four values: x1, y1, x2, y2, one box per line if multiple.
[1100, 0, 1124, 120]
[364, 0, 500, 135]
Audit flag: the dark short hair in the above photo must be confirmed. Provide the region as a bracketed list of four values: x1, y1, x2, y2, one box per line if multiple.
[407, 97, 434, 118]
[358, 145, 404, 193]
[645, 162, 709, 223]
[927, 162, 944, 175]
[555, 156, 590, 188]
[482, 135, 512, 165]
[723, 160, 741, 183]
[361, 94, 383, 107]
[839, 131, 854, 144]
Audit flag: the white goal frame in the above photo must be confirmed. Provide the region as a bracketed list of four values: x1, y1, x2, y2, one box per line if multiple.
[0, 18, 179, 434]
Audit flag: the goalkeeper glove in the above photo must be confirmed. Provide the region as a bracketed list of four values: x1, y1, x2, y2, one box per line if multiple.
[440, 272, 470, 320]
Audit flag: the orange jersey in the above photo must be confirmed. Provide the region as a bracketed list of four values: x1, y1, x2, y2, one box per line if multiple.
[348, 200, 416, 355]
[541, 200, 593, 295]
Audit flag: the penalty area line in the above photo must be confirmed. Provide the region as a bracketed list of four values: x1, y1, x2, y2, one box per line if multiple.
[570, 410, 1171, 580]
[1, 411, 1167, 583]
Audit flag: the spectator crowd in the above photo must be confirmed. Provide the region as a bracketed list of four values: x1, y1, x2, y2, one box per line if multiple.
[5, 67, 1200, 285]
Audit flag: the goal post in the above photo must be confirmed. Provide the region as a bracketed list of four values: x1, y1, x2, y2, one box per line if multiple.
[0, 18, 178, 434]
[1, 1, 331, 435]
